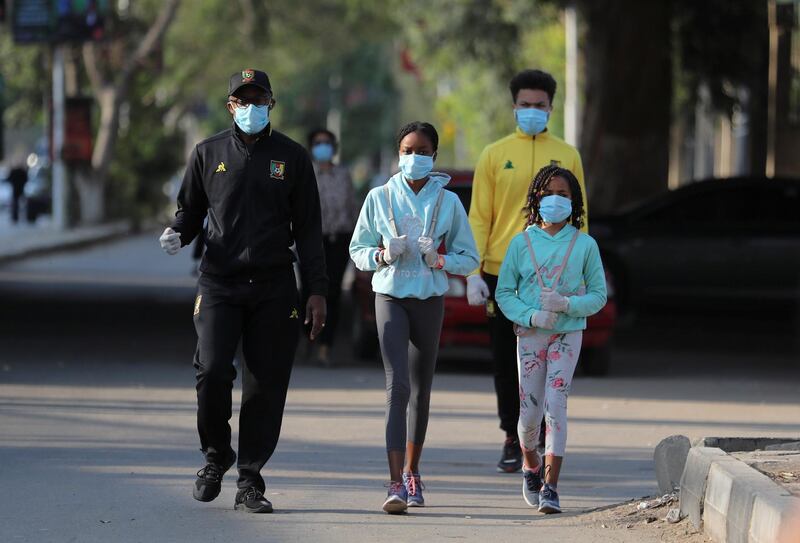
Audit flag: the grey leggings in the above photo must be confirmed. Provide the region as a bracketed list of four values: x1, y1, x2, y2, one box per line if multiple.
[375, 294, 445, 452]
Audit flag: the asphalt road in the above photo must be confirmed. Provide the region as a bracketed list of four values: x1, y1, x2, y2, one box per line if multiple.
[0, 232, 798, 542]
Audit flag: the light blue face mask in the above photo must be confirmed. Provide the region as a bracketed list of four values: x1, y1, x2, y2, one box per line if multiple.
[311, 143, 334, 162]
[234, 104, 269, 135]
[539, 195, 573, 223]
[398, 153, 434, 180]
[515, 107, 549, 136]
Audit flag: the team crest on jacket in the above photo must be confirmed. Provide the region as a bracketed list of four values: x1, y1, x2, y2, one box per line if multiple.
[270, 160, 286, 180]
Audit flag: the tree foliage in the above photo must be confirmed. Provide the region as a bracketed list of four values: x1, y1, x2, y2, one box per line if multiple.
[1, 0, 775, 221]
[0, 34, 47, 130]
[398, 0, 566, 166]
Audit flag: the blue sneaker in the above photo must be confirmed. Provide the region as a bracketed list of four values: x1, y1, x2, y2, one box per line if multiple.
[522, 467, 542, 507]
[403, 472, 425, 507]
[382, 481, 408, 514]
[538, 483, 562, 514]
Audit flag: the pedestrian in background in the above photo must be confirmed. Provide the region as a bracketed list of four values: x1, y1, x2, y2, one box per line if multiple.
[159, 69, 327, 514]
[466, 69, 588, 473]
[306, 128, 358, 366]
[495, 164, 606, 514]
[350, 121, 479, 514]
[5, 165, 28, 224]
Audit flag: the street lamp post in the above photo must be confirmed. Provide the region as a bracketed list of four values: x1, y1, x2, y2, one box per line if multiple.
[52, 44, 67, 230]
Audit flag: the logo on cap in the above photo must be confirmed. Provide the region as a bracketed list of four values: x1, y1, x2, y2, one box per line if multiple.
[242, 69, 255, 82]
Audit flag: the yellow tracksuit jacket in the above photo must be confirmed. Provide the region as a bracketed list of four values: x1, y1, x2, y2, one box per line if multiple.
[468, 127, 587, 276]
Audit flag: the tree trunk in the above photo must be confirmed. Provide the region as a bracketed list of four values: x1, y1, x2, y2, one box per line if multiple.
[747, 1, 769, 176]
[578, 0, 672, 214]
[73, 87, 122, 224]
[79, 0, 181, 225]
[74, 170, 105, 225]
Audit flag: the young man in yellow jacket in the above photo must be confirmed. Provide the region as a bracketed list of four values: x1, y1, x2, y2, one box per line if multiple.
[467, 69, 588, 473]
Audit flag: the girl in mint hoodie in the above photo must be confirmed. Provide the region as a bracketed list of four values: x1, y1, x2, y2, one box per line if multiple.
[495, 164, 606, 514]
[350, 122, 478, 514]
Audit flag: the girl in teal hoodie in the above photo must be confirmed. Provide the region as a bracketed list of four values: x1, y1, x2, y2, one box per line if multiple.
[495, 164, 607, 514]
[350, 122, 479, 514]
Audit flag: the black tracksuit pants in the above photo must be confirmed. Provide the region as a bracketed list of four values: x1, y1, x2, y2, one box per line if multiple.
[484, 273, 520, 437]
[193, 270, 300, 492]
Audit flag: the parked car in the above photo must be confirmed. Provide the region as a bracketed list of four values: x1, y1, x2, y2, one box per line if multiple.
[589, 176, 800, 314]
[352, 170, 618, 376]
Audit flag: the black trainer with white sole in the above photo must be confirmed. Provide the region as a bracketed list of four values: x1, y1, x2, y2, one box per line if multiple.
[497, 436, 523, 473]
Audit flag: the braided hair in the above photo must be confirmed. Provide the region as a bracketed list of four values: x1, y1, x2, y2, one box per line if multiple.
[522, 164, 585, 229]
[396, 121, 439, 152]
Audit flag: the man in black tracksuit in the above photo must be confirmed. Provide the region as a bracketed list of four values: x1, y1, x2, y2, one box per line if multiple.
[159, 69, 327, 514]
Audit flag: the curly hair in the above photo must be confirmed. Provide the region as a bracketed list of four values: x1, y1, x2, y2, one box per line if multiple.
[509, 69, 557, 103]
[522, 164, 585, 229]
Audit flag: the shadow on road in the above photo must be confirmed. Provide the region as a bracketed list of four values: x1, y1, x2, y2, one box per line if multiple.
[0, 245, 797, 403]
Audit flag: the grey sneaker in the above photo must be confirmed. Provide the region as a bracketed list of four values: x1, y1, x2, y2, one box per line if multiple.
[538, 483, 562, 514]
[403, 472, 425, 507]
[382, 481, 408, 514]
[522, 467, 543, 507]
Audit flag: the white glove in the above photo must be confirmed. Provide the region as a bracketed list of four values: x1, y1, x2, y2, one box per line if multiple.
[383, 235, 407, 264]
[540, 289, 570, 312]
[466, 274, 490, 306]
[530, 310, 559, 329]
[159, 227, 182, 255]
[418, 236, 439, 267]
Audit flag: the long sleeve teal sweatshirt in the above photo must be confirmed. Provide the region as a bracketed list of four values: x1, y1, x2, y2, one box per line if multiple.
[349, 172, 479, 299]
[496, 224, 607, 332]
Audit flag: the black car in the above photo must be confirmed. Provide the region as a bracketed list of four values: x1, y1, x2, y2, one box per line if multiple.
[589, 176, 800, 314]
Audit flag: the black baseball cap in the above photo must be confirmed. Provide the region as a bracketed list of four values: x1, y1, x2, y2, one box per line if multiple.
[228, 69, 272, 96]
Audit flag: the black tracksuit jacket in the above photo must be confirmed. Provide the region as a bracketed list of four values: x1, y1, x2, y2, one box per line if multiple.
[171, 124, 328, 296]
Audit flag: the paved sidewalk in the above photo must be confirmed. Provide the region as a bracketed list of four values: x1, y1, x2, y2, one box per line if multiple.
[0, 221, 131, 264]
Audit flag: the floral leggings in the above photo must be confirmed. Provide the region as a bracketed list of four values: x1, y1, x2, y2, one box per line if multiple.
[517, 330, 582, 458]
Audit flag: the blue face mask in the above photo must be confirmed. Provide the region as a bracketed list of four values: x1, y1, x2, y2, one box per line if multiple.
[233, 104, 269, 135]
[515, 108, 549, 136]
[398, 153, 434, 180]
[539, 195, 573, 223]
[311, 143, 334, 162]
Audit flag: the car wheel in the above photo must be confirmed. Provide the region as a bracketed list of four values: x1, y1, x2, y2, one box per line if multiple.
[581, 345, 611, 376]
[352, 313, 379, 360]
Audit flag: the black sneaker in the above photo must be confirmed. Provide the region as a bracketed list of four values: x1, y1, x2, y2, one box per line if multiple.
[497, 436, 523, 473]
[234, 487, 273, 514]
[193, 451, 236, 502]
